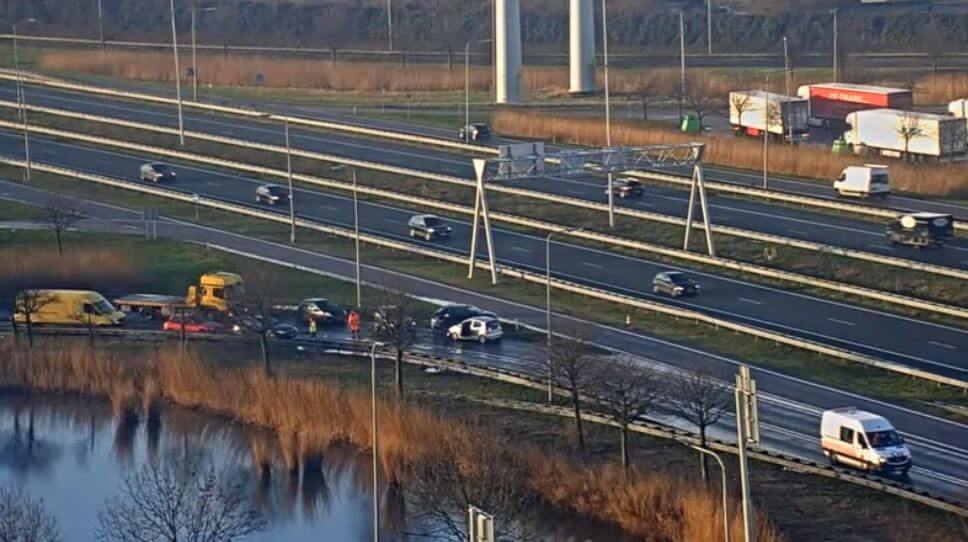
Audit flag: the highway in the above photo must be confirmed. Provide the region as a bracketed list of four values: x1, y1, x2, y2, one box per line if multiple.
[2, 179, 965, 506]
[2, 132, 967, 382]
[7, 80, 968, 273]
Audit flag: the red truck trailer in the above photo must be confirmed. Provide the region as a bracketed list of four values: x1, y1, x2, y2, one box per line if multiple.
[797, 83, 913, 126]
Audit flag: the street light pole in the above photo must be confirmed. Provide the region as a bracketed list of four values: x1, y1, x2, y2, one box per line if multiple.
[386, 0, 393, 52]
[370, 341, 387, 542]
[762, 70, 786, 190]
[169, 0, 186, 146]
[284, 119, 296, 244]
[546, 227, 581, 403]
[679, 9, 687, 119]
[832, 9, 839, 83]
[12, 19, 36, 183]
[191, 5, 218, 102]
[353, 168, 362, 309]
[465, 39, 492, 142]
[707, 0, 713, 55]
[691, 445, 730, 542]
[96, 0, 105, 45]
[601, 0, 615, 229]
[783, 36, 791, 96]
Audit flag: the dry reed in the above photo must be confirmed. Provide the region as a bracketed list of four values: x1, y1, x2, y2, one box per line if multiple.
[493, 111, 968, 197]
[0, 247, 142, 296]
[0, 342, 784, 541]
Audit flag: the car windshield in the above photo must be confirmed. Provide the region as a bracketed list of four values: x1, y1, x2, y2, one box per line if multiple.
[871, 173, 889, 186]
[423, 217, 442, 227]
[668, 274, 692, 285]
[866, 430, 903, 449]
[93, 299, 115, 314]
[267, 186, 289, 195]
[152, 165, 169, 172]
[486, 320, 500, 330]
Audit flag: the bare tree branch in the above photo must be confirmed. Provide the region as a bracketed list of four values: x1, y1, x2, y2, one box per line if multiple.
[12, 288, 55, 348]
[41, 199, 81, 257]
[230, 268, 281, 375]
[371, 286, 417, 398]
[896, 111, 926, 160]
[551, 323, 598, 453]
[667, 371, 730, 485]
[0, 485, 59, 542]
[593, 357, 661, 470]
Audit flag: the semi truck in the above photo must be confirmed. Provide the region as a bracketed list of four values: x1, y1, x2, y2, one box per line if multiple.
[843, 109, 967, 160]
[797, 83, 913, 127]
[728, 90, 810, 141]
[113, 272, 245, 320]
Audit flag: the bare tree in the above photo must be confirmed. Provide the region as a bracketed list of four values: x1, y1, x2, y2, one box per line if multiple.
[551, 323, 597, 453]
[667, 371, 730, 486]
[896, 112, 926, 161]
[0, 485, 59, 542]
[730, 92, 753, 135]
[370, 287, 417, 398]
[95, 462, 267, 542]
[594, 357, 660, 470]
[12, 289, 55, 348]
[766, 99, 783, 140]
[231, 268, 280, 375]
[73, 302, 100, 350]
[684, 75, 719, 130]
[41, 199, 81, 257]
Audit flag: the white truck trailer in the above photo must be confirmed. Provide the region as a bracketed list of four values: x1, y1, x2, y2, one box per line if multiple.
[843, 108, 967, 160]
[729, 90, 810, 141]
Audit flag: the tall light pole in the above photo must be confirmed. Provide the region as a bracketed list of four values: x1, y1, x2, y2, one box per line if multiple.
[678, 9, 687, 119]
[283, 119, 296, 244]
[386, 0, 393, 52]
[191, 5, 218, 102]
[370, 341, 387, 542]
[762, 70, 787, 190]
[783, 36, 791, 96]
[707, 0, 713, 55]
[601, 0, 615, 228]
[832, 9, 839, 83]
[546, 227, 581, 403]
[352, 168, 362, 309]
[96, 0, 105, 45]
[169, 0, 186, 146]
[12, 19, 36, 183]
[691, 445, 730, 542]
[465, 38, 492, 142]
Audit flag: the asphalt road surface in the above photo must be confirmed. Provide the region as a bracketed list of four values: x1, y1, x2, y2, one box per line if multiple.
[2, 180, 965, 506]
[7, 81, 968, 272]
[1, 132, 966, 382]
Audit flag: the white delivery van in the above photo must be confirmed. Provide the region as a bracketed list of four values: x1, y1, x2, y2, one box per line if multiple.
[834, 164, 891, 198]
[820, 407, 911, 474]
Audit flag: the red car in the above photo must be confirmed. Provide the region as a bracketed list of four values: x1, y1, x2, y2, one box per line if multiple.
[162, 315, 224, 334]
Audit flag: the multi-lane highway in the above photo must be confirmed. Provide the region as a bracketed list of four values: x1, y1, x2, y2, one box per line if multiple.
[5, 80, 968, 273]
[3, 132, 966, 381]
[2, 179, 965, 506]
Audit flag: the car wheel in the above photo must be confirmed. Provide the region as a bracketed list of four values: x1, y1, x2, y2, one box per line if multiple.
[653, 285, 660, 294]
[672, 291, 681, 298]
[828, 452, 839, 466]
[449, 333, 459, 341]
[425, 232, 432, 242]
[479, 335, 487, 344]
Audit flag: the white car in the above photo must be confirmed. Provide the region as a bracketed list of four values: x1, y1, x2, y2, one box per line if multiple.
[447, 316, 503, 344]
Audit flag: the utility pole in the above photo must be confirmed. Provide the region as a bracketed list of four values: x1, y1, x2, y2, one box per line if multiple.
[707, 0, 713, 55]
[832, 9, 839, 83]
[284, 120, 296, 244]
[679, 9, 687, 119]
[96, 0, 105, 46]
[735, 365, 759, 542]
[783, 36, 791, 96]
[602, 0, 615, 228]
[12, 19, 36, 183]
[169, 0, 186, 145]
[386, 0, 394, 52]
[353, 168, 362, 310]
[370, 342, 387, 542]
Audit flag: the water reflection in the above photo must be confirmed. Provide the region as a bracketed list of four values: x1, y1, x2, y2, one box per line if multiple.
[0, 394, 632, 542]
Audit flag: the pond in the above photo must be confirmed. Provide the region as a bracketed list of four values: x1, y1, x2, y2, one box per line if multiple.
[0, 394, 631, 542]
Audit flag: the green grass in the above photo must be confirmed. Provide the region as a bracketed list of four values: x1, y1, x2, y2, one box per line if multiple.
[5, 166, 966, 416]
[0, 198, 42, 221]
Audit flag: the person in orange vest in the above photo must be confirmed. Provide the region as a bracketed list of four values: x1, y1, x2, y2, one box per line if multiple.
[347, 310, 361, 341]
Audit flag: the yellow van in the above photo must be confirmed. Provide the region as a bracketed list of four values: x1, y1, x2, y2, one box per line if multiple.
[15, 290, 126, 327]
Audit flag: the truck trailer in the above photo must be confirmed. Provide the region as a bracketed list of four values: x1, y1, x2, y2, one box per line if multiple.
[843, 109, 967, 160]
[113, 272, 245, 320]
[729, 90, 810, 141]
[797, 83, 913, 127]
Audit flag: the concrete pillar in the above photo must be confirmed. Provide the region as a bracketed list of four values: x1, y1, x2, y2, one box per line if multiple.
[569, 0, 596, 94]
[495, 0, 523, 104]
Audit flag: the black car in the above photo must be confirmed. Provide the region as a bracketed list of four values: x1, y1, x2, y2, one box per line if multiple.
[430, 304, 496, 332]
[458, 123, 491, 142]
[608, 178, 645, 199]
[268, 322, 299, 340]
[652, 271, 700, 298]
[255, 184, 290, 206]
[296, 298, 348, 325]
[140, 163, 177, 183]
[409, 214, 453, 242]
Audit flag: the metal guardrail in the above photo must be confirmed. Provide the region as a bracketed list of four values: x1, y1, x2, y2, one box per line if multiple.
[8, 322, 963, 515]
[6, 99, 968, 287]
[2, 155, 965, 392]
[3, 113, 967, 321]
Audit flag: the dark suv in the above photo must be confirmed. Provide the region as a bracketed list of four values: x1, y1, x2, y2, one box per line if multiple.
[652, 271, 700, 298]
[430, 304, 496, 332]
[608, 178, 645, 199]
[458, 124, 491, 142]
[140, 163, 177, 183]
[296, 298, 348, 325]
[255, 184, 290, 206]
[409, 214, 453, 242]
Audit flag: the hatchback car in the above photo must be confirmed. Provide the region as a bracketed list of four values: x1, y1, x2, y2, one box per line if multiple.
[296, 298, 348, 325]
[255, 184, 290, 206]
[447, 316, 503, 344]
[652, 271, 700, 298]
[458, 123, 491, 142]
[162, 314, 224, 334]
[268, 322, 299, 340]
[140, 163, 177, 183]
[430, 304, 496, 332]
[608, 178, 645, 199]
[409, 214, 453, 242]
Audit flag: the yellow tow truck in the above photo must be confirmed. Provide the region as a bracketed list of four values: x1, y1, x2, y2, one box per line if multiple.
[113, 272, 245, 320]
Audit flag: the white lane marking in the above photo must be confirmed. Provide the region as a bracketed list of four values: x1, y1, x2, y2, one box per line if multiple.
[870, 243, 892, 250]
[929, 341, 958, 350]
[828, 318, 855, 327]
[382, 218, 401, 224]
[582, 262, 604, 269]
[738, 297, 762, 305]
[320, 205, 339, 212]
[566, 189, 586, 196]
[510, 246, 531, 253]
[788, 228, 809, 236]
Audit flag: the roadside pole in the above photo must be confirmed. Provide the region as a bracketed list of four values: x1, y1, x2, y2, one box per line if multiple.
[735, 364, 760, 542]
[353, 168, 362, 309]
[284, 120, 296, 244]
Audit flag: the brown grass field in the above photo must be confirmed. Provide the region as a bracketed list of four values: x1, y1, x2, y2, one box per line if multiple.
[493, 111, 968, 197]
[0, 247, 143, 297]
[0, 341, 783, 542]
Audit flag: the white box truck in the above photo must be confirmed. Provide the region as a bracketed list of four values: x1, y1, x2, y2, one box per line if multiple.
[843, 108, 968, 160]
[821, 407, 911, 475]
[833, 164, 891, 198]
[729, 90, 810, 141]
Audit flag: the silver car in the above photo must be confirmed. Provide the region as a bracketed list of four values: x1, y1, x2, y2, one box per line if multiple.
[255, 184, 290, 205]
[140, 163, 176, 183]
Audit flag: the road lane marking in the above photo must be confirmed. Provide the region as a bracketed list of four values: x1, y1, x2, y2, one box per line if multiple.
[828, 318, 855, 327]
[510, 246, 531, 253]
[582, 262, 604, 269]
[929, 341, 958, 350]
[738, 298, 762, 305]
[870, 243, 892, 250]
[382, 218, 401, 224]
[787, 228, 809, 236]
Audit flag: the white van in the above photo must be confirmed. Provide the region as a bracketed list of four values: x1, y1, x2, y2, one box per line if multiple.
[820, 407, 911, 474]
[834, 164, 891, 198]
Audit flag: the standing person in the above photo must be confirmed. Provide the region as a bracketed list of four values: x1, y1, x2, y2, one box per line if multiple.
[309, 317, 318, 339]
[348, 310, 361, 341]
